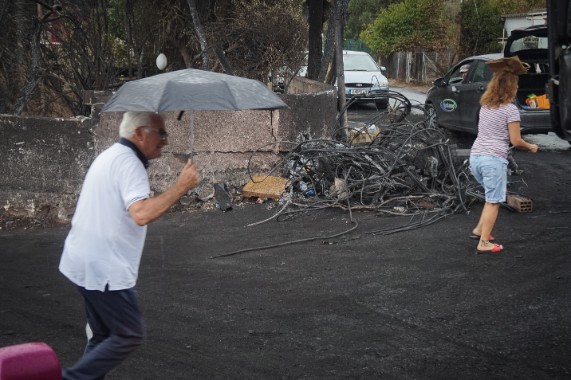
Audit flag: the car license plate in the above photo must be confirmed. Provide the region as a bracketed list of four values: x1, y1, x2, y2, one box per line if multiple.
[350, 89, 368, 95]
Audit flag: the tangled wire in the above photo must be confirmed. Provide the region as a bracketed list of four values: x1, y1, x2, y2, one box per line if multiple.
[274, 121, 478, 219]
[212, 91, 525, 258]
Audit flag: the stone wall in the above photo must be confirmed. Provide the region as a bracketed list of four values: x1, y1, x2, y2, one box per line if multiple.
[0, 115, 97, 220]
[0, 77, 337, 220]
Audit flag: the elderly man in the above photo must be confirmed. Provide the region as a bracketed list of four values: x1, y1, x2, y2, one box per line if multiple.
[59, 111, 200, 379]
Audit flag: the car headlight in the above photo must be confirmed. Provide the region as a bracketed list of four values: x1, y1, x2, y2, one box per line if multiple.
[372, 78, 389, 89]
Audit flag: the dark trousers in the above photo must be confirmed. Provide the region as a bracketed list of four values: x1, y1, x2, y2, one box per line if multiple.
[62, 286, 145, 380]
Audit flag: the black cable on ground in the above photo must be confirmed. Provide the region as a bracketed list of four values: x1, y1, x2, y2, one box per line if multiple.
[210, 219, 359, 259]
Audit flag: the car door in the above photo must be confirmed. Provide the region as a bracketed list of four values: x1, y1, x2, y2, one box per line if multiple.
[455, 59, 493, 133]
[433, 63, 468, 130]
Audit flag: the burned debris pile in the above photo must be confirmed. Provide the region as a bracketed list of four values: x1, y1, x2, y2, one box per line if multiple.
[241, 90, 531, 223]
[219, 92, 530, 257]
[215, 122, 477, 258]
[259, 122, 476, 219]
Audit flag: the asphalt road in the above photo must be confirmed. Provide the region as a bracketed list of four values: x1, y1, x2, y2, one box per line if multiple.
[1, 97, 571, 379]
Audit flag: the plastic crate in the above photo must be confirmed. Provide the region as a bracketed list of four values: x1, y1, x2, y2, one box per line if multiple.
[0, 342, 61, 380]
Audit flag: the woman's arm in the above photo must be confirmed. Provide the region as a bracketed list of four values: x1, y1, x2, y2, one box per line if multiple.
[508, 122, 539, 153]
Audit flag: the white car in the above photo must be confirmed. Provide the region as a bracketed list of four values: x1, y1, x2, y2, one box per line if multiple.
[298, 50, 389, 108]
[341, 50, 389, 108]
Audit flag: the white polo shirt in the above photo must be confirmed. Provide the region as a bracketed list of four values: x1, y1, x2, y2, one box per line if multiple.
[59, 143, 150, 291]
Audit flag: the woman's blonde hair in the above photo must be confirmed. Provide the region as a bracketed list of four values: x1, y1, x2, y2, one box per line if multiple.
[480, 71, 519, 108]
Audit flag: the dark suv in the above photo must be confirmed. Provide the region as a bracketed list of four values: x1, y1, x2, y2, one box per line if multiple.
[425, 25, 551, 136]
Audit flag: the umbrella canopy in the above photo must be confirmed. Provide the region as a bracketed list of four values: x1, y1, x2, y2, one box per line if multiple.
[102, 68, 288, 113]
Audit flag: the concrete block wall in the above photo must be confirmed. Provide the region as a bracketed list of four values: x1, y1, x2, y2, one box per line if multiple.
[0, 76, 337, 220]
[96, 110, 286, 197]
[0, 115, 96, 220]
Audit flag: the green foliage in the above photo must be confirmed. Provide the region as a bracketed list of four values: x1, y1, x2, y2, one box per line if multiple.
[358, 0, 546, 60]
[459, 0, 503, 57]
[360, 0, 447, 57]
[107, 0, 126, 40]
[345, 0, 398, 40]
[459, 0, 546, 58]
[493, 0, 546, 14]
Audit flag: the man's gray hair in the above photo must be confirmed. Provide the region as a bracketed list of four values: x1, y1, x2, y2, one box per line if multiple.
[119, 112, 165, 138]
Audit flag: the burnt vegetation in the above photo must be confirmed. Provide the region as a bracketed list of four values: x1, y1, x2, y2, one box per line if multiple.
[0, 0, 308, 117]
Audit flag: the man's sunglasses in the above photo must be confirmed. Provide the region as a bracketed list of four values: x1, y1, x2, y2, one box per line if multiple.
[145, 127, 168, 141]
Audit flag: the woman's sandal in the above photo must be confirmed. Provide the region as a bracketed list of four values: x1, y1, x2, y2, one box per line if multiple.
[476, 243, 503, 255]
[469, 234, 495, 242]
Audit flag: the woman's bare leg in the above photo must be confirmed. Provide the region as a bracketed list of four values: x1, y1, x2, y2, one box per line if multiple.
[477, 202, 500, 251]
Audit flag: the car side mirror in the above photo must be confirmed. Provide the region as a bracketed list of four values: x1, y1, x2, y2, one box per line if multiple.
[380, 66, 387, 74]
[433, 77, 445, 87]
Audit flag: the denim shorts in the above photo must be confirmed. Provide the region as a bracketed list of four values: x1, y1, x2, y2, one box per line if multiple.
[469, 154, 508, 203]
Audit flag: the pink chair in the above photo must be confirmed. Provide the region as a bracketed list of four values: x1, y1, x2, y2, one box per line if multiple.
[0, 342, 61, 380]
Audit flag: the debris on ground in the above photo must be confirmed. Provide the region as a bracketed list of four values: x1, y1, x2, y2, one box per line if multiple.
[263, 122, 474, 219]
[0, 205, 66, 231]
[346, 121, 380, 144]
[242, 176, 289, 200]
[214, 183, 233, 211]
[507, 194, 533, 212]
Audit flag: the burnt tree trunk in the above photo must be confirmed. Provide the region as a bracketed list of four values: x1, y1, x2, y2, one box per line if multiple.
[335, 0, 349, 132]
[307, 0, 324, 80]
[187, 0, 209, 69]
[318, 2, 335, 83]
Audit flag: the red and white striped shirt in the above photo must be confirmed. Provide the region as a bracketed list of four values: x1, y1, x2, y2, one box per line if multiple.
[471, 103, 520, 160]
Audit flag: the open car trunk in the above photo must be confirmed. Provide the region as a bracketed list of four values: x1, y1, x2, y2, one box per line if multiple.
[505, 25, 552, 131]
[515, 72, 551, 110]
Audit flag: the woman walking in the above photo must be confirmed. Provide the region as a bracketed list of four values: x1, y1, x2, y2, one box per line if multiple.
[469, 56, 538, 254]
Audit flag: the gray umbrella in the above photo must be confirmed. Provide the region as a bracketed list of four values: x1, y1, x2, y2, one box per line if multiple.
[101, 68, 288, 113]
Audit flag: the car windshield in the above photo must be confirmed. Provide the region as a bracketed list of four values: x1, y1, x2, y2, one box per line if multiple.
[344, 54, 378, 71]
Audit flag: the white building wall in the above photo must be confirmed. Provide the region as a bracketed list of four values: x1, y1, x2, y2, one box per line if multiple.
[504, 12, 547, 37]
